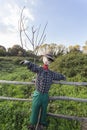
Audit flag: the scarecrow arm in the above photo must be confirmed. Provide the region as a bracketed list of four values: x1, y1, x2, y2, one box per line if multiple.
[20, 60, 40, 73]
[52, 72, 66, 81]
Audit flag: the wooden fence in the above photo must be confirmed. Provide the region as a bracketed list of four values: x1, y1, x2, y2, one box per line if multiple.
[0, 80, 87, 130]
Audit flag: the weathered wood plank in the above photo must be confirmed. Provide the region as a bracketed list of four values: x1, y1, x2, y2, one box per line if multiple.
[49, 96, 87, 102]
[0, 96, 32, 101]
[81, 120, 87, 130]
[53, 80, 87, 86]
[0, 96, 87, 103]
[0, 80, 87, 86]
[47, 113, 87, 121]
[0, 80, 34, 85]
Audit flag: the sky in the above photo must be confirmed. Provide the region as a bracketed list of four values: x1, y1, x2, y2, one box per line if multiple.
[0, 0, 87, 50]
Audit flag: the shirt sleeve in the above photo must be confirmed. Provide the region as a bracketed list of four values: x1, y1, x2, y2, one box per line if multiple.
[52, 71, 66, 81]
[27, 62, 41, 73]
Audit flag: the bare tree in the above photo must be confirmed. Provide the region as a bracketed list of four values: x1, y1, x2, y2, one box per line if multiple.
[83, 41, 87, 54]
[19, 6, 47, 62]
[35, 43, 66, 56]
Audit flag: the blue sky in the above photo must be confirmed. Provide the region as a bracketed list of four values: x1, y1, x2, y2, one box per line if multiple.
[0, 0, 87, 49]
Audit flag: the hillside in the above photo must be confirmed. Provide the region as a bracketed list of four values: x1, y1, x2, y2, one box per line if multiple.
[0, 53, 87, 130]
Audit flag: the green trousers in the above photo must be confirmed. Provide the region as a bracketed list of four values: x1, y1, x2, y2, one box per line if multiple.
[30, 90, 49, 126]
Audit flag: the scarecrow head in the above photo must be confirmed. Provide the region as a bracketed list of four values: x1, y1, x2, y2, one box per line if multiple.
[43, 53, 54, 65]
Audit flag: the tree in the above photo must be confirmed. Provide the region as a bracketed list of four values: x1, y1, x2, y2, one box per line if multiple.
[83, 41, 87, 54]
[19, 6, 47, 62]
[34, 43, 66, 56]
[8, 44, 26, 56]
[68, 45, 81, 53]
[0, 45, 6, 56]
[35, 44, 50, 55]
[54, 44, 66, 56]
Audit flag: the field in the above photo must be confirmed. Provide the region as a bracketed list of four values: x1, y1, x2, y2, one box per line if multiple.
[0, 55, 87, 130]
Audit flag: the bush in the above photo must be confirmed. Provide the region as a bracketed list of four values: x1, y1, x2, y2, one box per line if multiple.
[50, 52, 87, 80]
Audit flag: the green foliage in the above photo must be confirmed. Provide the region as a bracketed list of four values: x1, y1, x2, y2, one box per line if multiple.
[0, 45, 6, 56]
[0, 54, 87, 130]
[47, 117, 80, 130]
[50, 52, 87, 81]
[0, 102, 31, 130]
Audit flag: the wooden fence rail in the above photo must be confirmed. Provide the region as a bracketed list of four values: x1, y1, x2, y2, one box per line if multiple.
[0, 96, 87, 103]
[47, 113, 87, 121]
[0, 80, 87, 86]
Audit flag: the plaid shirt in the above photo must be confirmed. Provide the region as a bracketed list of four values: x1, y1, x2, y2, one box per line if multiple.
[27, 62, 65, 93]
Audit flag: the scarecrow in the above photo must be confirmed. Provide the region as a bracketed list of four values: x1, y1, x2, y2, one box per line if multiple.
[20, 53, 66, 130]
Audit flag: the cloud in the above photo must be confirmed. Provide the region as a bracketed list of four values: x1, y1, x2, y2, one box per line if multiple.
[0, 0, 35, 48]
[24, 0, 38, 5]
[0, 1, 34, 33]
[0, 31, 20, 48]
[23, 8, 34, 21]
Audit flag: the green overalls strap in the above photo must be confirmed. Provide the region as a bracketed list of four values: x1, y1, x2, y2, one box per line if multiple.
[30, 90, 49, 126]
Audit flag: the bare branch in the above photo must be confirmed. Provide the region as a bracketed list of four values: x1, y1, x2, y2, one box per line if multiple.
[40, 34, 46, 45]
[38, 22, 48, 46]
[24, 40, 29, 50]
[35, 24, 41, 46]
[21, 14, 32, 45]
[19, 7, 25, 49]
[31, 26, 37, 49]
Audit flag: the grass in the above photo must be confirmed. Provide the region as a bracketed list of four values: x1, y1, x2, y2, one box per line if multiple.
[0, 56, 87, 130]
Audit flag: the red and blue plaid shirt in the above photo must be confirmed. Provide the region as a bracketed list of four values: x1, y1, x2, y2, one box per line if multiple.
[27, 62, 66, 93]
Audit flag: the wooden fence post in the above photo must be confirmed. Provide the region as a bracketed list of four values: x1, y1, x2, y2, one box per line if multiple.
[35, 108, 42, 130]
[81, 120, 87, 130]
